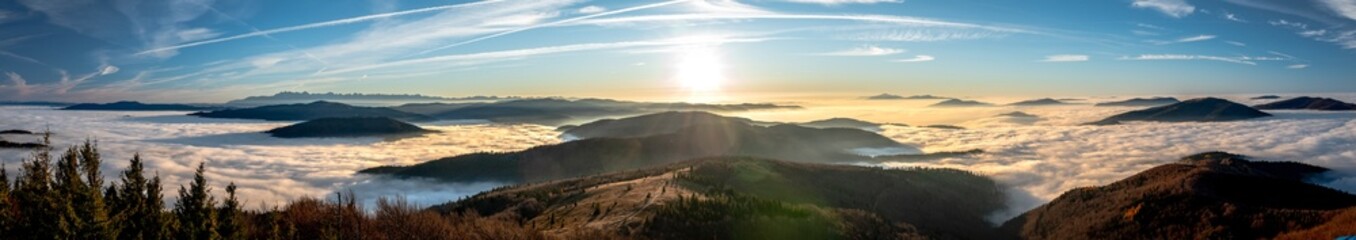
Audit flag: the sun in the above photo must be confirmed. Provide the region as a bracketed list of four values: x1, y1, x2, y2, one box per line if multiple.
[671, 40, 727, 101]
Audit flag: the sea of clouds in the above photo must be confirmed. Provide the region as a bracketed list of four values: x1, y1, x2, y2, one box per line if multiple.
[2, 94, 1353, 221]
[0, 106, 559, 208]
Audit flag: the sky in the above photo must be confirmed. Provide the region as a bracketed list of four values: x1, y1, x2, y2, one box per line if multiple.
[1, 0, 1355, 103]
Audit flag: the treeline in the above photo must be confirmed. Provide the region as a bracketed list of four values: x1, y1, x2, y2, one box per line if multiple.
[0, 135, 549, 240]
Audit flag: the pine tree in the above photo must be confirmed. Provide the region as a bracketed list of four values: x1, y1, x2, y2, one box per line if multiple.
[175, 162, 219, 240]
[112, 154, 164, 240]
[76, 141, 114, 238]
[12, 132, 66, 239]
[0, 164, 13, 238]
[146, 172, 170, 240]
[217, 182, 243, 240]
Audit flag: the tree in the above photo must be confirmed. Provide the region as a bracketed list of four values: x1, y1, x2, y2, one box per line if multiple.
[218, 182, 244, 240]
[174, 162, 219, 240]
[111, 154, 169, 239]
[12, 132, 66, 238]
[0, 164, 13, 238]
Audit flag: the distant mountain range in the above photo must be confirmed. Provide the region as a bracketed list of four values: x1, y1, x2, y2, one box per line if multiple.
[865, 93, 950, 100]
[1094, 97, 1181, 107]
[1003, 152, 1356, 239]
[995, 111, 1038, 118]
[1254, 97, 1356, 111]
[1088, 98, 1271, 125]
[224, 91, 515, 106]
[190, 101, 436, 122]
[1251, 95, 1282, 100]
[1006, 98, 1072, 106]
[265, 117, 435, 138]
[930, 99, 995, 107]
[62, 101, 219, 111]
[361, 112, 938, 183]
[796, 117, 887, 131]
[392, 98, 800, 126]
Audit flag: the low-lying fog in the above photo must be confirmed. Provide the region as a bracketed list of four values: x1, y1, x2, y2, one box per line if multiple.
[2, 93, 1353, 221]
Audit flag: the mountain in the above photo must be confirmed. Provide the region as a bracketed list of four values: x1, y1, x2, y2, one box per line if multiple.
[903, 94, 950, 99]
[865, 93, 905, 100]
[189, 101, 435, 122]
[0, 101, 75, 107]
[0, 141, 45, 149]
[1006, 98, 1071, 106]
[1002, 152, 1356, 239]
[0, 129, 33, 134]
[62, 101, 217, 111]
[265, 117, 435, 138]
[223, 91, 512, 106]
[923, 124, 965, 130]
[930, 99, 995, 107]
[1094, 97, 1181, 107]
[432, 157, 1007, 239]
[394, 98, 800, 126]
[996, 111, 1038, 118]
[1087, 98, 1271, 125]
[797, 118, 884, 131]
[363, 113, 921, 183]
[559, 112, 758, 139]
[1254, 97, 1356, 111]
[1251, 95, 1282, 100]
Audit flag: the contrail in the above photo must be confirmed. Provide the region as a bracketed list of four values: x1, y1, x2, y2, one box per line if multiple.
[411, 0, 691, 56]
[136, 0, 505, 55]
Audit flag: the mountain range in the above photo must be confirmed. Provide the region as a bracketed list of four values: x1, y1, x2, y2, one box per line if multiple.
[1088, 98, 1272, 125]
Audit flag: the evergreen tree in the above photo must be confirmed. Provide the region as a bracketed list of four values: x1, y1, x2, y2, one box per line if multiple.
[174, 162, 219, 240]
[76, 141, 114, 238]
[112, 154, 164, 240]
[12, 132, 66, 239]
[217, 182, 243, 240]
[0, 164, 12, 238]
[146, 172, 170, 240]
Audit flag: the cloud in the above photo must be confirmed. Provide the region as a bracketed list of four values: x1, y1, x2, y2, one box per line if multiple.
[577, 5, 606, 14]
[1319, 0, 1356, 21]
[1040, 54, 1089, 62]
[1131, 0, 1196, 18]
[414, 0, 691, 56]
[1288, 64, 1310, 69]
[326, 36, 773, 75]
[815, 45, 905, 56]
[1175, 34, 1216, 42]
[1224, 40, 1246, 46]
[779, 0, 904, 5]
[0, 108, 562, 207]
[893, 55, 935, 62]
[842, 28, 1007, 42]
[875, 101, 1356, 221]
[1269, 19, 1309, 29]
[1222, 11, 1247, 22]
[99, 65, 121, 75]
[137, 0, 505, 55]
[1120, 54, 1257, 65]
[577, 14, 1030, 33]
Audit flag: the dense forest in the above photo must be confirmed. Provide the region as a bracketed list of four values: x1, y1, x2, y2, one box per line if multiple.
[0, 134, 544, 240]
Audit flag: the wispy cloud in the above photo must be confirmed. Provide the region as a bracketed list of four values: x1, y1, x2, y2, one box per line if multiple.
[1319, 0, 1356, 21]
[814, 45, 904, 56]
[1041, 54, 1089, 62]
[1120, 54, 1257, 65]
[1131, 0, 1196, 18]
[1287, 64, 1310, 69]
[1222, 11, 1247, 22]
[780, 0, 903, 5]
[843, 28, 1007, 42]
[328, 36, 773, 75]
[413, 0, 691, 56]
[1224, 40, 1246, 46]
[137, 0, 504, 55]
[893, 55, 935, 62]
[1148, 34, 1216, 45]
[577, 5, 606, 14]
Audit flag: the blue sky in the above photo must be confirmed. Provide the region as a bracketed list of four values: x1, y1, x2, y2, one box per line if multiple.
[0, 0, 1354, 102]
